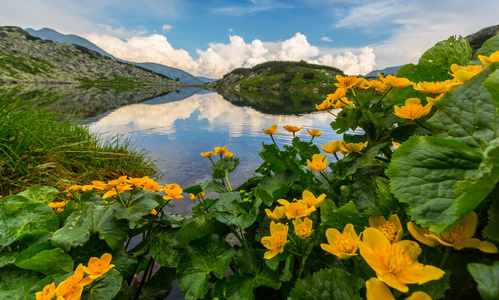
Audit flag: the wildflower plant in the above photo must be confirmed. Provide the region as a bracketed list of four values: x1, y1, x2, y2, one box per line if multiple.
[1, 34, 499, 300]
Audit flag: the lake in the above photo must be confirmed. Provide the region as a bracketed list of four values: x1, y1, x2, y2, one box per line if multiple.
[84, 87, 346, 215]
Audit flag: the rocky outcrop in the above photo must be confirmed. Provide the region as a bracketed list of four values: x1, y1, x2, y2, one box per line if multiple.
[466, 24, 499, 57]
[0, 26, 184, 86]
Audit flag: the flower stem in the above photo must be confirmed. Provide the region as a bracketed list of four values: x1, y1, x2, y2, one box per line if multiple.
[224, 172, 232, 192]
[439, 247, 451, 269]
[319, 171, 332, 184]
[115, 187, 127, 207]
[414, 119, 431, 132]
[373, 86, 393, 110]
[326, 110, 337, 117]
[270, 134, 279, 149]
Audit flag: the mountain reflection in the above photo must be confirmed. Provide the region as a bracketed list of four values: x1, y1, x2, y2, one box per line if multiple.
[89, 90, 343, 214]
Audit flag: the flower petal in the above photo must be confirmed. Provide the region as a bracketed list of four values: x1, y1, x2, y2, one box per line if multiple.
[378, 272, 409, 293]
[457, 238, 498, 253]
[366, 278, 396, 300]
[407, 222, 439, 247]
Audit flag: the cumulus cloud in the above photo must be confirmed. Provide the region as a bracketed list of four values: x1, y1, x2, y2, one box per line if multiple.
[85, 31, 376, 78]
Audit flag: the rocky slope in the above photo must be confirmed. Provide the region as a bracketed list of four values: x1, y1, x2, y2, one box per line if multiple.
[0, 26, 184, 86]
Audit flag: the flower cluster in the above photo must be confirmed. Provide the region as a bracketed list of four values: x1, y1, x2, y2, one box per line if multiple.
[262, 190, 325, 258]
[35, 254, 114, 300]
[201, 145, 234, 158]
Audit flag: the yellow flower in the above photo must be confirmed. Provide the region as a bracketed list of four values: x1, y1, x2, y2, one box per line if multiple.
[369, 214, 403, 243]
[321, 140, 343, 153]
[82, 253, 115, 280]
[331, 97, 353, 109]
[102, 184, 133, 199]
[163, 183, 184, 200]
[264, 206, 287, 221]
[326, 88, 347, 101]
[338, 141, 367, 154]
[358, 228, 445, 293]
[425, 93, 445, 106]
[55, 264, 94, 300]
[307, 129, 324, 137]
[366, 277, 432, 300]
[262, 124, 281, 135]
[320, 224, 359, 259]
[283, 125, 303, 133]
[90, 180, 113, 190]
[36, 282, 56, 300]
[301, 190, 326, 208]
[201, 151, 215, 157]
[413, 80, 452, 94]
[378, 73, 413, 88]
[293, 217, 314, 238]
[277, 199, 316, 219]
[224, 151, 235, 158]
[335, 75, 359, 89]
[189, 191, 205, 201]
[478, 50, 499, 67]
[65, 185, 83, 193]
[214, 146, 228, 155]
[407, 211, 498, 253]
[142, 178, 163, 192]
[150, 209, 158, 215]
[366, 80, 389, 92]
[48, 201, 66, 209]
[449, 64, 482, 85]
[307, 154, 327, 172]
[107, 176, 128, 187]
[261, 221, 289, 259]
[353, 77, 368, 89]
[393, 98, 432, 120]
[315, 99, 332, 110]
[126, 177, 149, 189]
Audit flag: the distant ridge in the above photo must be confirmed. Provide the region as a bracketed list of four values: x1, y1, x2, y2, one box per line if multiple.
[25, 27, 211, 85]
[364, 65, 402, 77]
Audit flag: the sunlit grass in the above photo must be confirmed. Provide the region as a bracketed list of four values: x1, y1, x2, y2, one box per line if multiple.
[0, 89, 158, 195]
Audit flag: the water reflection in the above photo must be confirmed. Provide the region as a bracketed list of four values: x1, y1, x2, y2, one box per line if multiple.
[89, 89, 346, 215]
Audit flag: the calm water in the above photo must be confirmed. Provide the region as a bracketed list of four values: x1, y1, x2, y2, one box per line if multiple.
[87, 88, 346, 215]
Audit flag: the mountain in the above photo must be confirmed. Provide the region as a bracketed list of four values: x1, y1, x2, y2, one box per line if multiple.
[0, 26, 181, 85]
[214, 60, 344, 91]
[25, 27, 208, 85]
[365, 65, 402, 77]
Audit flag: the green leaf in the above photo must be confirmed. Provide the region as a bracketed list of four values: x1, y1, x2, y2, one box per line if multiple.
[175, 214, 224, 246]
[111, 190, 159, 221]
[468, 262, 499, 300]
[254, 170, 299, 206]
[200, 179, 228, 193]
[51, 203, 128, 251]
[387, 135, 483, 234]
[224, 248, 281, 300]
[340, 177, 376, 211]
[288, 268, 364, 300]
[150, 226, 183, 266]
[483, 65, 499, 106]
[472, 34, 499, 62]
[320, 200, 368, 231]
[258, 143, 287, 173]
[15, 241, 73, 275]
[177, 234, 236, 300]
[375, 177, 400, 216]
[17, 186, 60, 204]
[0, 266, 42, 300]
[483, 196, 499, 241]
[0, 251, 18, 268]
[211, 157, 240, 179]
[428, 63, 499, 151]
[0, 202, 59, 247]
[82, 268, 122, 300]
[212, 191, 262, 228]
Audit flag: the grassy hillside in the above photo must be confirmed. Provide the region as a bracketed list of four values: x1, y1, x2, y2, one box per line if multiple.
[214, 60, 344, 91]
[0, 26, 183, 86]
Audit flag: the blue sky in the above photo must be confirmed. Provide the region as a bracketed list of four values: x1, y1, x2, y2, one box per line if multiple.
[1, 0, 498, 78]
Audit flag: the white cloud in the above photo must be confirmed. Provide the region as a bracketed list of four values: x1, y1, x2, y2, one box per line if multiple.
[321, 37, 333, 42]
[85, 31, 376, 78]
[162, 24, 173, 33]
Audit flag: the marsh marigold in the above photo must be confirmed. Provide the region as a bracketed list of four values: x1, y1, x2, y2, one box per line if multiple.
[293, 217, 314, 238]
[369, 214, 403, 244]
[358, 228, 445, 293]
[407, 211, 498, 253]
[262, 124, 281, 135]
[321, 224, 359, 259]
[307, 154, 327, 172]
[366, 277, 432, 300]
[393, 98, 432, 120]
[478, 50, 499, 67]
[277, 199, 316, 219]
[261, 221, 289, 259]
[55, 264, 94, 300]
[82, 253, 115, 280]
